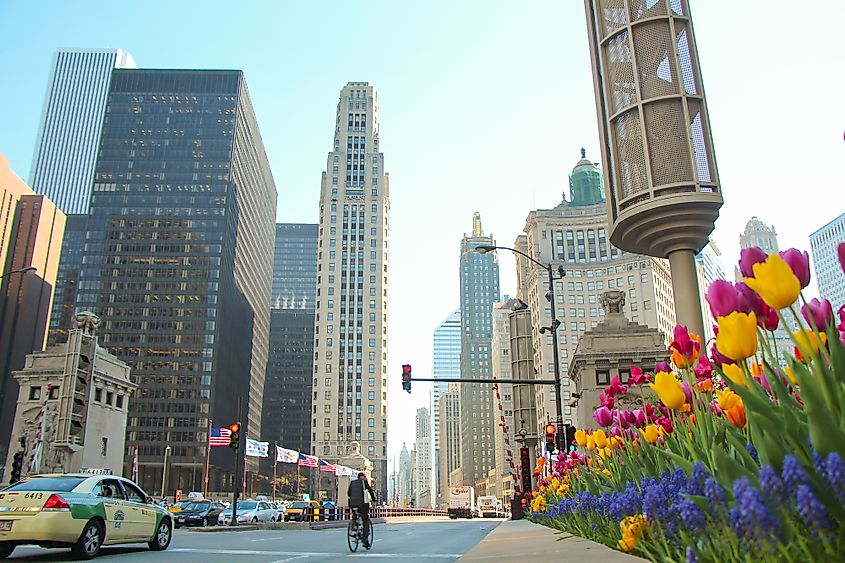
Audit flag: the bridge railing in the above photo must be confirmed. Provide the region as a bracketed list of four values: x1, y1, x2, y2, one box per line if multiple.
[302, 506, 448, 522]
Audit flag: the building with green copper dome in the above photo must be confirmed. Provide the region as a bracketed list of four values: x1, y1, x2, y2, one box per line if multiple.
[568, 148, 605, 206]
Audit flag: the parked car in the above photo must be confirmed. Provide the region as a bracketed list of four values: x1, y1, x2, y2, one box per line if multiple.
[0, 473, 172, 559]
[173, 500, 225, 528]
[217, 500, 277, 525]
[283, 500, 320, 522]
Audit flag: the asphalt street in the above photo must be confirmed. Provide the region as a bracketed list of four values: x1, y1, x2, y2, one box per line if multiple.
[5, 517, 502, 562]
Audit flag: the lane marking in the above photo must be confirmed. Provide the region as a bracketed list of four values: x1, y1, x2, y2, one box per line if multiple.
[170, 548, 463, 558]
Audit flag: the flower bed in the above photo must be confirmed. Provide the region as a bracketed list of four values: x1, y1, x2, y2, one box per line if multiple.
[527, 244, 845, 562]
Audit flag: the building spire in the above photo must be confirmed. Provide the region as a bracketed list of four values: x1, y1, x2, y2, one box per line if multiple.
[580, 147, 586, 159]
[472, 212, 483, 237]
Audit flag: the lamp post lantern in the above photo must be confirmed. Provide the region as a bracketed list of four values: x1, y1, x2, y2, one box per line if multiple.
[476, 245, 566, 451]
[161, 445, 171, 499]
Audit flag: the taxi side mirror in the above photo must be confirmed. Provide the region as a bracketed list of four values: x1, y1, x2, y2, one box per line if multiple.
[146, 496, 154, 504]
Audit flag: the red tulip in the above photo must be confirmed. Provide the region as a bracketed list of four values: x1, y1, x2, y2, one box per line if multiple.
[739, 247, 768, 278]
[778, 248, 811, 289]
[757, 302, 780, 331]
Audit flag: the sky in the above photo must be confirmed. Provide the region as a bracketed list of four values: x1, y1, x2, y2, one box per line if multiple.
[1, 0, 844, 465]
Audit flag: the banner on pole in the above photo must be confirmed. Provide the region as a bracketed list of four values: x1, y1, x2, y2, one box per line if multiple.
[335, 465, 355, 477]
[277, 446, 299, 463]
[245, 439, 269, 457]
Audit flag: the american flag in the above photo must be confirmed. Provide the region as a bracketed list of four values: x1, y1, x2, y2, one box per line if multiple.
[298, 453, 319, 468]
[319, 459, 337, 473]
[208, 427, 231, 447]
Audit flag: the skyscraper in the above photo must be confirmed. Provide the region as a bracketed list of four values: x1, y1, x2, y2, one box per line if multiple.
[438, 384, 461, 506]
[431, 307, 460, 505]
[76, 69, 276, 494]
[809, 212, 845, 311]
[29, 49, 136, 214]
[272, 223, 319, 310]
[261, 223, 318, 475]
[491, 299, 518, 503]
[312, 83, 390, 500]
[516, 150, 675, 432]
[740, 217, 780, 255]
[414, 407, 433, 508]
[459, 212, 500, 487]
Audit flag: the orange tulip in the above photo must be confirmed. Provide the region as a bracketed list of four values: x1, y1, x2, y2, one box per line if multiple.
[726, 403, 747, 428]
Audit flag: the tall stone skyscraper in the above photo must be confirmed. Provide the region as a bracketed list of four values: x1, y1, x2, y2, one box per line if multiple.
[459, 213, 500, 487]
[77, 69, 276, 494]
[438, 384, 461, 505]
[312, 83, 390, 500]
[272, 223, 319, 310]
[810, 213, 845, 311]
[740, 217, 780, 255]
[414, 407, 433, 508]
[431, 307, 460, 505]
[29, 49, 136, 214]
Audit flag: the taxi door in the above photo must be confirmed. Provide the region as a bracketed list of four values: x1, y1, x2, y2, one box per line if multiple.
[93, 479, 130, 543]
[119, 480, 158, 540]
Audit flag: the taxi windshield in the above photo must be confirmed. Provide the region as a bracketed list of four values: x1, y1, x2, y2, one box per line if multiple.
[290, 501, 308, 508]
[3, 476, 87, 492]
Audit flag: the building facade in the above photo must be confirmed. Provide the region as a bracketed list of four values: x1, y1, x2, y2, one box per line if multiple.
[414, 407, 433, 508]
[0, 155, 66, 467]
[438, 384, 461, 507]
[516, 151, 675, 432]
[430, 307, 460, 505]
[312, 83, 390, 500]
[272, 223, 318, 310]
[490, 299, 517, 503]
[695, 238, 726, 331]
[29, 49, 136, 215]
[398, 443, 412, 507]
[810, 213, 845, 311]
[459, 213, 500, 487]
[75, 69, 276, 495]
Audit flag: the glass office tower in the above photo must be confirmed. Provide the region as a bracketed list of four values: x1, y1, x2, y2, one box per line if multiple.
[77, 69, 276, 493]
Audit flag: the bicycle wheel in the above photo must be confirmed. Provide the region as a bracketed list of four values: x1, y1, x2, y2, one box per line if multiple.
[366, 520, 374, 550]
[347, 518, 360, 552]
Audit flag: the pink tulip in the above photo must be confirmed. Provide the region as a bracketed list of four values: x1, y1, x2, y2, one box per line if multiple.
[669, 325, 700, 358]
[837, 305, 845, 333]
[599, 390, 615, 410]
[710, 342, 736, 367]
[735, 282, 763, 316]
[801, 298, 834, 330]
[710, 401, 723, 416]
[758, 302, 780, 331]
[629, 366, 649, 385]
[739, 247, 768, 278]
[658, 417, 674, 434]
[609, 426, 622, 438]
[680, 381, 692, 404]
[593, 406, 614, 427]
[778, 248, 811, 289]
[655, 361, 672, 374]
[621, 410, 637, 428]
[694, 355, 713, 381]
[605, 374, 628, 398]
[632, 409, 646, 427]
[706, 280, 739, 318]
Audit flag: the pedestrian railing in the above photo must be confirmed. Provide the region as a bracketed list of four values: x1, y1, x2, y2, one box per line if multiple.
[301, 506, 448, 522]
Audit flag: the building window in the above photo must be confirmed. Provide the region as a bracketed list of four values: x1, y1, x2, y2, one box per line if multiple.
[49, 386, 59, 400]
[94, 388, 103, 402]
[596, 370, 611, 386]
[101, 437, 108, 456]
[28, 386, 41, 401]
[106, 391, 113, 405]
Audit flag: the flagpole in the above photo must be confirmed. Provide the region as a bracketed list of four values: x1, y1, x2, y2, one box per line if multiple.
[272, 441, 277, 503]
[297, 463, 301, 498]
[242, 450, 247, 498]
[203, 419, 212, 498]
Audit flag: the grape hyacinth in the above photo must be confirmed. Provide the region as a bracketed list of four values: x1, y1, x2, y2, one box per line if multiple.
[796, 484, 829, 538]
[731, 478, 780, 542]
[675, 498, 706, 533]
[824, 452, 845, 504]
[782, 455, 810, 498]
[758, 465, 785, 509]
[704, 477, 727, 518]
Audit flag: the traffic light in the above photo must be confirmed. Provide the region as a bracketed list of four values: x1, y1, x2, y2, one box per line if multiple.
[228, 423, 240, 450]
[401, 364, 412, 394]
[10, 451, 24, 484]
[545, 423, 556, 453]
[519, 446, 531, 494]
[564, 424, 577, 450]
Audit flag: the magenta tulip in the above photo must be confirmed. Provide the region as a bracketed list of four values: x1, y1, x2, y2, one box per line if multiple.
[593, 406, 614, 427]
[694, 354, 713, 381]
[739, 247, 768, 278]
[710, 342, 736, 367]
[599, 390, 614, 410]
[802, 298, 834, 330]
[706, 280, 739, 318]
[632, 409, 646, 427]
[680, 381, 692, 404]
[735, 282, 763, 316]
[778, 248, 811, 289]
[655, 361, 671, 374]
[606, 374, 628, 397]
[757, 302, 779, 331]
[838, 243, 845, 275]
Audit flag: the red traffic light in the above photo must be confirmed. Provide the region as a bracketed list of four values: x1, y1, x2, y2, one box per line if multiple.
[402, 364, 412, 374]
[545, 423, 556, 435]
[229, 423, 240, 434]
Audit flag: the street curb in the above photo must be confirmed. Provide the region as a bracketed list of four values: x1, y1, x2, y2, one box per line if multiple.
[185, 525, 261, 533]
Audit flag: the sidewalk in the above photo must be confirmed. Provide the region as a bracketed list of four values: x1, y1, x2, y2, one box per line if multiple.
[459, 519, 645, 562]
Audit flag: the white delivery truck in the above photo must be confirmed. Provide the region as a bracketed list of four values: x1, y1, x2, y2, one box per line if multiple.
[477, 495, 498, 518]
[448, 486, 475, 519]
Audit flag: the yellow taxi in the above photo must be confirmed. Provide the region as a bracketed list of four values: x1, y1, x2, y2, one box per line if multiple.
[0, 473, 172, 559]
[283, 499, 321, 522]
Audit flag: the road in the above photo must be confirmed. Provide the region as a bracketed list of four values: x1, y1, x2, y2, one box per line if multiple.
[5, 518, 502, 562]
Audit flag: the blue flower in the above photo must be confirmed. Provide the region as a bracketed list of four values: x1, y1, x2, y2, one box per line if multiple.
[675, 498, 705, 533]
[796, 484, 829, 537]
[687, 462, 708, 496]
[746, 442, 759, 464]
[685, 546, 699, 563]
[732, 477, 780, 541]
[782, 455, 809, 498]
[704, 478, 727, 518]
[758, 465, 785, 508]
[824, 452, 845, 504]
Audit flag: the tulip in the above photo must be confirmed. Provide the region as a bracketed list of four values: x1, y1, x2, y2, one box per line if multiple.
[655, 360, 671, 374]
[715, 312, 758, 361]
[593, 429, 608, 449]
[757, 302, 780, 331]
[649, 371, 686, 410]
[629, 366, 649, 385]
[801, 298, 834, 330]
[694, 354, 713, 380]
[778, 248, 811, 289]
[657, 417, 674, 434]
[710, 342, 736, 367]
[593, 406, 614, 427]
[680, 381, 692, 403]
[716, 388, 741, 411]
[574, 429, 587, 447]
[739, 247, 768, 278]
[632, 409, 646, 427]
[838, 242, 845, 275]
[606, 374, 628, 397]
[669, 325, 701, 369]
[609, 425, 622, 438]
[736, 282, 764, 316]
[640, 424, 660, 444]
[793, 330, 827, 363]
[838, 304, 845, 333]
[722, 363, 747, 388]
[599, 391, 615, 410]
[726, 403, 747, 428]
[706, 279, 739, 318]
[783, 366, 797, 386]
[618, 533, 637, 552]
[744, 254, 801, 310]
[696, 378, 714, 392]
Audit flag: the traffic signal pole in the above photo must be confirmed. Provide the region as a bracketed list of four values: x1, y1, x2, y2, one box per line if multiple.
[230, 398, 241, 527]
[407, 376, 559, 385]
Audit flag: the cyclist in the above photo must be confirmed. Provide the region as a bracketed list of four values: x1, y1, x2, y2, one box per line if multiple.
[348, 472, 376, 548]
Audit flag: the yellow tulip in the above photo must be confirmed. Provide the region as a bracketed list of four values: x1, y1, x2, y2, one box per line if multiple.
[640, 424, 660, 444]
[649, 371, 686, 410]
[620, 514, 648, 539]
[784, 366, 797, 385]
[593, 429, 608, 449]
[716, 312, 758, 361]
[793, 330, 827, 363]
[586, 435, 595, 451]
[743, 254, 800, 310]
[722, 363, 747, 388]
[574, 429, 587, 447]
[716, 388, 741, 411]
[618, 533, 637, 552]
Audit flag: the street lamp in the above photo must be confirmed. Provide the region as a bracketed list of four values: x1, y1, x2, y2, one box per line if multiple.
[161, 445, 171, 499]
[475, 244, 566, 451]
[0, 266, 36, 280]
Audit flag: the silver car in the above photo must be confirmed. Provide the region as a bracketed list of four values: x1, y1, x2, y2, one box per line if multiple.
[216, 500, 277, 524]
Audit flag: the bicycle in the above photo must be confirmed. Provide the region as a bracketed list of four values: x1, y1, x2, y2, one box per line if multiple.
[347, 507, 374, 552]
